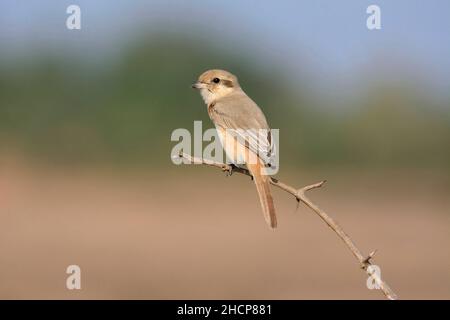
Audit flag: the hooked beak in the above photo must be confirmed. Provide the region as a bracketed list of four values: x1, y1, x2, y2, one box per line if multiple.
[191, 82, 206, 89]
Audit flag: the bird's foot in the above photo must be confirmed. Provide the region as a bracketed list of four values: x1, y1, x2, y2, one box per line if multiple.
[222, 164, 236, 176]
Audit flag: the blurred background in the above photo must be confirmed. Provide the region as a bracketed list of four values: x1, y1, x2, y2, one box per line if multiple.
[0, 0, 449, 299]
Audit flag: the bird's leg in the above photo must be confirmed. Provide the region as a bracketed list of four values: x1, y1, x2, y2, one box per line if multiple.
[222, 164, 237, 176]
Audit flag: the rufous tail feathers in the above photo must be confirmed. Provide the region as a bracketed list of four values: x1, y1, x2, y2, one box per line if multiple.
[247, 162, 277, 229]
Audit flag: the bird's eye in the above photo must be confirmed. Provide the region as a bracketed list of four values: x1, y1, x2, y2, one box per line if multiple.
[212, 78, 220, 84]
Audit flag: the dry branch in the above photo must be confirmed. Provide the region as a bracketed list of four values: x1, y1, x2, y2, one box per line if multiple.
[176, 152, 398, 300]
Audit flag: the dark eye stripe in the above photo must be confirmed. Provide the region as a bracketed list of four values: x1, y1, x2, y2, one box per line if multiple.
[221, 79, 234, 87]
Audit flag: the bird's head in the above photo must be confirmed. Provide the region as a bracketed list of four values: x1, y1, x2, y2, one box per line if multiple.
[192, 69, 240, 104]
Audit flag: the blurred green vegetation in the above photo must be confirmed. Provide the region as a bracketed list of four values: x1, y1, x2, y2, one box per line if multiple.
[0, 34, 449, 170]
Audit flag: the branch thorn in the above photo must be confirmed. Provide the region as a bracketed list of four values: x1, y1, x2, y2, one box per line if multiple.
[362, 249, 378, 266]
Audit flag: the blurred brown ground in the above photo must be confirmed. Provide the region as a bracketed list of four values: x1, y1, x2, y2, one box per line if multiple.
[0, 156, 449, 299]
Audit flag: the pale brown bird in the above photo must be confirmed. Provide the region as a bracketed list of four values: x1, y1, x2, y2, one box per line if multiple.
[192, 69, 277, 229]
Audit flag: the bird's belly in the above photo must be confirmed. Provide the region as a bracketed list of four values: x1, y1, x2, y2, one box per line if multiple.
[216, 127, 247, 166]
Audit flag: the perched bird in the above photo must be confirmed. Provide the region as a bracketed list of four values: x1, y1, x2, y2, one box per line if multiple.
[192, 69, 277, 229]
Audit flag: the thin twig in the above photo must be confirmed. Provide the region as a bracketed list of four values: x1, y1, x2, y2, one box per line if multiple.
[175, 152, 398, 300]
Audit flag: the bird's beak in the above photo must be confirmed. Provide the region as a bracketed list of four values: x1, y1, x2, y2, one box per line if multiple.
[191, 82, 206, 89]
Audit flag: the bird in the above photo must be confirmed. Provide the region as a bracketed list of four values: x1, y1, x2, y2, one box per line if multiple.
[192, 69, 277, 229]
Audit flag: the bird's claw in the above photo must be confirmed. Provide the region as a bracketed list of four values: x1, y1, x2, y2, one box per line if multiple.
[222, 164, 235, 176]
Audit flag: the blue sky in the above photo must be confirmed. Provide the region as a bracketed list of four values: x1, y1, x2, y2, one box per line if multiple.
[1, 0, 449, 102]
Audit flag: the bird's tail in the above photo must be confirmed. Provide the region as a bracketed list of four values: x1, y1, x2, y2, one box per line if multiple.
[247, 162, 277, 229]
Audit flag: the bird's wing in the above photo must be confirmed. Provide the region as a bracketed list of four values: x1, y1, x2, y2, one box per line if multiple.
[211, 92, 275, 166]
